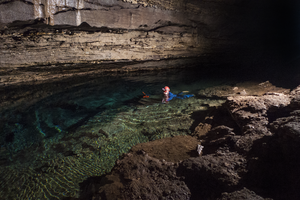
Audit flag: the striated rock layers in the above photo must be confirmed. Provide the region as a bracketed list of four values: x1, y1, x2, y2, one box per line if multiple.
[89, 84, 300, 199]
[0, 0, 259, 73]
[0, 23, 201, 67]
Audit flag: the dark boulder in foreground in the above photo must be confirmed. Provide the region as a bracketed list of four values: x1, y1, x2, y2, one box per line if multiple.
[91, 135, 198, 200]
[88, 84, 300, 200]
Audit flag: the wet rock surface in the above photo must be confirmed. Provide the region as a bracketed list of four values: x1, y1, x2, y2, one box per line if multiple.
[91, 84, 300, 200]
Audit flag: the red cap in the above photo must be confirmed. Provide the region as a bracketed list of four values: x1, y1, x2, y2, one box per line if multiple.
[163, 86, 170, 91]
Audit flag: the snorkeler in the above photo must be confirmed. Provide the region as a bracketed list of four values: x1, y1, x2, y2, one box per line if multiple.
[162, 86, 194, 103]
[162, 86, 170, 103]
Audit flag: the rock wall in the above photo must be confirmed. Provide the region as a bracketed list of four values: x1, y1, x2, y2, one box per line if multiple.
[1, 0, 300, 78]
[0, 0, 258, 70]
[0, 26, 202, 66]
[0, 0, 242, 27]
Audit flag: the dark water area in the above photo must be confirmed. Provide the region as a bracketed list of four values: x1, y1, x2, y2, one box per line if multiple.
[0, 63, 298, 199]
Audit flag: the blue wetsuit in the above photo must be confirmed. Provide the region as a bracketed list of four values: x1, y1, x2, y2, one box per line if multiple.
[168, 92, 194, 101]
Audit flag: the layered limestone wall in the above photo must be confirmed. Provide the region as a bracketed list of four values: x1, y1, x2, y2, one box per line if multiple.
[0, 0, 257, 70]
[0, 28, 206, 69]
[0, 28, 203, 67]
[1, 0, 299, 69]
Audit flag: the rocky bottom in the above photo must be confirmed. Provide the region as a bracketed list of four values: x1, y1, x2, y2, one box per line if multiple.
[89, 83, 300, 200]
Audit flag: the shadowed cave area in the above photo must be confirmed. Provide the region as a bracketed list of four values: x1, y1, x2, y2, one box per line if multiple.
[1, 0, 300, 199]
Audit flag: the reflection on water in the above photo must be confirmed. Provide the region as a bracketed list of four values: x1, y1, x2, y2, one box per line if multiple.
[0, 66, 290, 199]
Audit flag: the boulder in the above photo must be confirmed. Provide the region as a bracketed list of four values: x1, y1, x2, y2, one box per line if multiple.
[92, 136, 200, 200]
[178, 151, 247, 199]
[225, 92, 290, 152]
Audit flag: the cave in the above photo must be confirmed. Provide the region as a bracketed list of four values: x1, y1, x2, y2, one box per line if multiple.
[1, 0, 300, 199]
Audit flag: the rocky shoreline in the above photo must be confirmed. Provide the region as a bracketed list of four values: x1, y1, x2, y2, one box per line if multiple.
[88, 83, 300, 200]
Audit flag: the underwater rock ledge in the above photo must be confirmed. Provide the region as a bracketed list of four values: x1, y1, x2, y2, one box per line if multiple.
[90, 84, 300, 200]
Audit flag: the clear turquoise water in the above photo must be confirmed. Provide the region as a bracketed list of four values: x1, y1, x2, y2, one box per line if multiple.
[0, 66, 295, 199]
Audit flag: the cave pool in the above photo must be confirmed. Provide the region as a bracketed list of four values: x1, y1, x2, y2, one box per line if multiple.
[0, 65, 294, 199]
